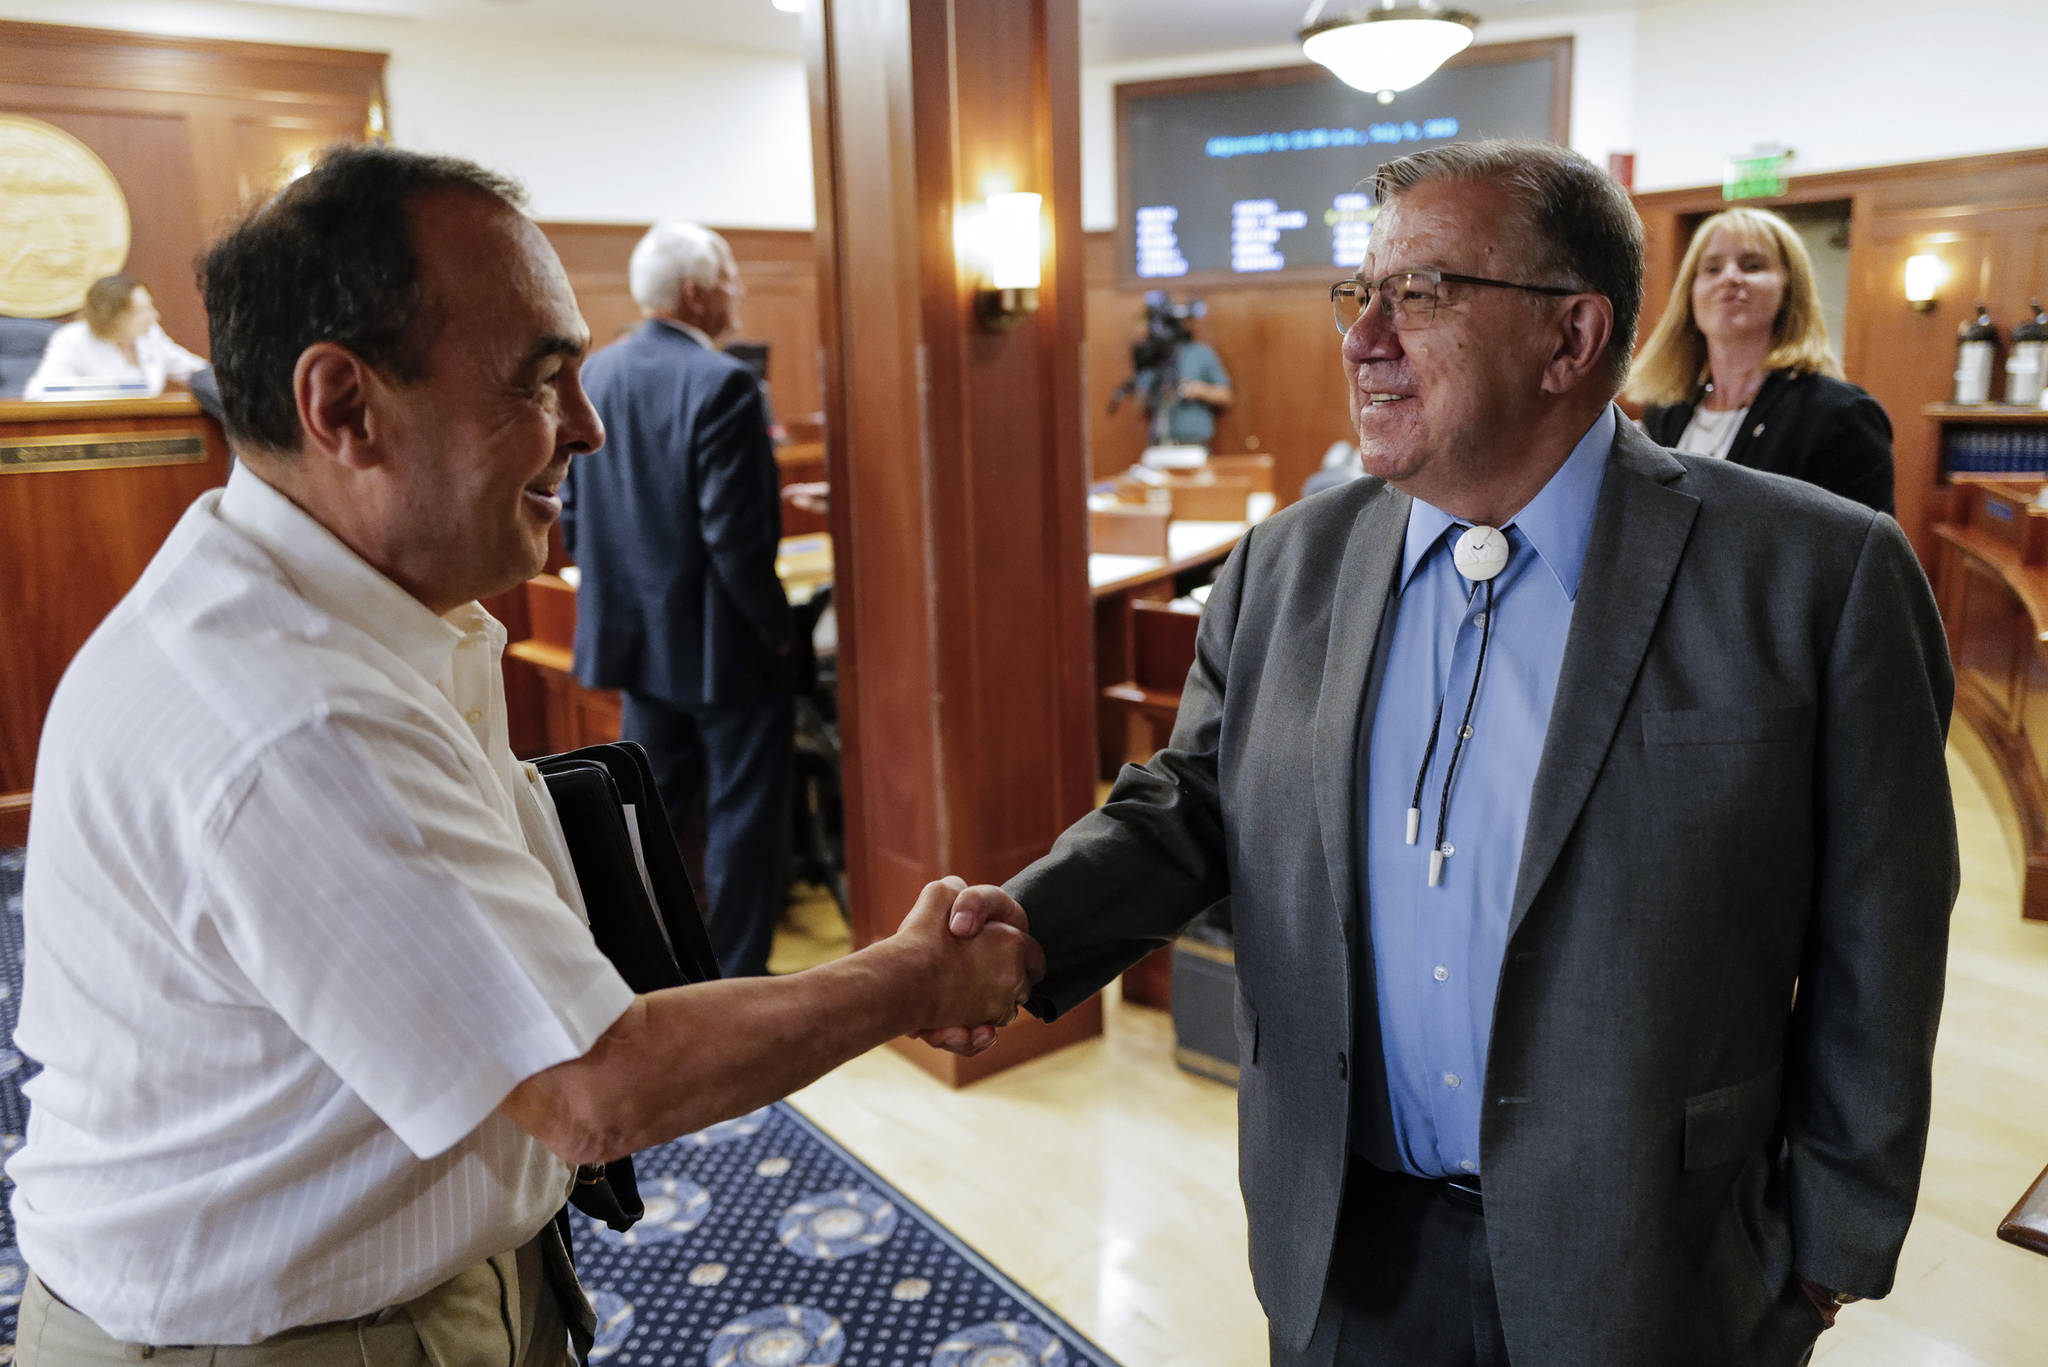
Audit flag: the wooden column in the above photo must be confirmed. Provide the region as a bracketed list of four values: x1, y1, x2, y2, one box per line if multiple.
[806, 0, 1101, 1083]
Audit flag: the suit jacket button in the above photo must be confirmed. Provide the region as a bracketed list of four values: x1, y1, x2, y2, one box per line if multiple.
[1337, 1051, 1348, 1079]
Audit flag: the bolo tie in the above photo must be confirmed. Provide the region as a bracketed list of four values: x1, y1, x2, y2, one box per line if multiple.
[1405, 523, 1509, 887]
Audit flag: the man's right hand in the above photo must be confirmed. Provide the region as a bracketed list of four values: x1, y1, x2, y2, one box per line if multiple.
[888, 878, 1043, 1055]
[903, 882, 1037, 1056]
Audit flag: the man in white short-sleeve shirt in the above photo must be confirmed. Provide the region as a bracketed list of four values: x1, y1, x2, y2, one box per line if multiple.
[10, 146, 1041, 1366]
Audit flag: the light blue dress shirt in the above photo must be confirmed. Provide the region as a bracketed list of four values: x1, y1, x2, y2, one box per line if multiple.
[1360, 407, 1614, 1178]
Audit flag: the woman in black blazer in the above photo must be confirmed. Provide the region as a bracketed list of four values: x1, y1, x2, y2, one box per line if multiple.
[1628, 207, 1894, 513]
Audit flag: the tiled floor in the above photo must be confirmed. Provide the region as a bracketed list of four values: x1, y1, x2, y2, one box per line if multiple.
[782, 731, 2048, 1365]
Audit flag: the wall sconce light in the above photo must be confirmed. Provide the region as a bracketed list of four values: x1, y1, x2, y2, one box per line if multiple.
[1904, 253, 1945, 312]
[975, 191, 1042, 331]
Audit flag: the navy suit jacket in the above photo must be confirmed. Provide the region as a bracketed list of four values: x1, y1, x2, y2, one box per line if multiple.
[563, 321, 791, 707]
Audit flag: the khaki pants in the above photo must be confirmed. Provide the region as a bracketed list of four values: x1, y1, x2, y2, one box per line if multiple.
[16, 1234, 572, 1367]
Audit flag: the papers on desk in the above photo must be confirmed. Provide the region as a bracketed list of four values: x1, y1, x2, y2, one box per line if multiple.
[1085, 492, 1273, 592]
[1089, 554, 1166, 588]
[1140, 444, 1209, 470]
[29, 381, 153, 402]
[774, 534, 834, 608]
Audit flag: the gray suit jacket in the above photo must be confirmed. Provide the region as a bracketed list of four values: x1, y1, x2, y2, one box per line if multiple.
[1010, 416, 1957, 1366]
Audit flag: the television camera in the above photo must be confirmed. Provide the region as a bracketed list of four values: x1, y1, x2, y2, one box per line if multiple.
[1107, 290, 1206, 425]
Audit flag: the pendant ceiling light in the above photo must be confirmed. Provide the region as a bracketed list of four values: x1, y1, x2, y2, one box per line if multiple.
[1299, 1, 1480, 104]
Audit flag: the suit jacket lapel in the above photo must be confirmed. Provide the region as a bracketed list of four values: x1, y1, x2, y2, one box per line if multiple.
[1725, 368, 1787, 470]
[1508, 420, 1697, 939]
[1314, 480, 1409, 945]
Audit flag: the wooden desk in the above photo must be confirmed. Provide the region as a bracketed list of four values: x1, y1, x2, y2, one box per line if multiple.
[1933, 477, 2048, 920]
[501, 535, 834, 759]
[1089, 496, 1273, 782]
[0, 396, 229, 843]
[775, 441, 828, 538]
[1999, 1164, 2048, 1257]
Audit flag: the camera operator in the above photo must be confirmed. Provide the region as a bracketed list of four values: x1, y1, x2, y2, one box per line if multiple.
[1115, 291, 1234, 450]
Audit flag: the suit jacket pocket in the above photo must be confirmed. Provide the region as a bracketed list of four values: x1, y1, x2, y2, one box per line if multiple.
[1642, 705, 1811, 747]
[1685, 1062, 1784, 1171]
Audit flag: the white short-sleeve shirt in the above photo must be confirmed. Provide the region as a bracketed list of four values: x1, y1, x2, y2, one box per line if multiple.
[10, 462, 635, 1344]
[23, 320, 209, 399]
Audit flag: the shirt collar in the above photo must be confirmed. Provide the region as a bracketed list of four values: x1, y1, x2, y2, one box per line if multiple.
[1398, 404, 1615, 601]
[651, 316, 716, 351]
[215, 461, 469, 685]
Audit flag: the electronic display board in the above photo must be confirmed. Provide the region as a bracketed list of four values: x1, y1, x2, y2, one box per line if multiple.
[1118, 42, 1570, 285]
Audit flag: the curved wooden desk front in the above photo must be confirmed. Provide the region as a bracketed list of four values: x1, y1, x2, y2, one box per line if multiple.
[0, 396, 230, 844]
[1933, 478, 2048, 922]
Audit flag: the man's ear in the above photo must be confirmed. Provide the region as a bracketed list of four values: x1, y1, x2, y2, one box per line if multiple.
[673, 282, 708, 328]
[1540, 294, 1615, 395]
[293, 342, 383, 470]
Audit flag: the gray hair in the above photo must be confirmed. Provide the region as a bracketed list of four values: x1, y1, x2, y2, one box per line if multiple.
[1371, 139, 1644, 392]
[628, 220, 731, 315]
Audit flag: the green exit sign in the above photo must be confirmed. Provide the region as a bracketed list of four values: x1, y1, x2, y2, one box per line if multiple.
[1724, 151, 1790, 200]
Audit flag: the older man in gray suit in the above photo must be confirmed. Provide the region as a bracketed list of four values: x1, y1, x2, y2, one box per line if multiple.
[939, 140, 1957, 1366]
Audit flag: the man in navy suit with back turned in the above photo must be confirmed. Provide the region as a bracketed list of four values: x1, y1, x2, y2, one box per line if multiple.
[563, 220, 792, 978]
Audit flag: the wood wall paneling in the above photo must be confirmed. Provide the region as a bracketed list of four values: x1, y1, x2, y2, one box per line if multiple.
[1085, 231, 1355, 500]
[1932, 490, 2048, 923]
[0, 22, 387, 353]
[0, 22, 384, 823]
[0, 399, 231, 802]
[1632, 148, 2048, 567]
[538, 222, 824, 428]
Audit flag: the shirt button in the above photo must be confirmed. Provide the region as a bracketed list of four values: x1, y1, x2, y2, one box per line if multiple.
[1460, 1160, 1478, 1174]
[1443, 1073, 1461, 1089]
[464, 707, 483, 724]
[1472, 612, 1487, 627]
[1433, 965, 1449, 982]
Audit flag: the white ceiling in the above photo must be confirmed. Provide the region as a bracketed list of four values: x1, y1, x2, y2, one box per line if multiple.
[242, 0, 807, 52]
[1082, 0, 1675, 65]
[237, 0, 1674, 62]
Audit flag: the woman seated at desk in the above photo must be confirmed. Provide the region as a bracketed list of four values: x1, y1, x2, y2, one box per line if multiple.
[25, 274, 209, 401]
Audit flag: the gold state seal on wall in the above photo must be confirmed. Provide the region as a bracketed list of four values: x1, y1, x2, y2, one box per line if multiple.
[0, 115, 131, 319]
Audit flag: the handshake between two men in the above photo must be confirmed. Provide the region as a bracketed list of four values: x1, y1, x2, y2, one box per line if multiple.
[908, 880, 1042, 1056]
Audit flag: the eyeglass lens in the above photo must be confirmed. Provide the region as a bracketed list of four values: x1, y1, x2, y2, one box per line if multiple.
[1333, 274, 1437, 333]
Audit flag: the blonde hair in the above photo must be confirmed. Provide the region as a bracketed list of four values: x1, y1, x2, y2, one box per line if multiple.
[1624, 207, 1840, 407]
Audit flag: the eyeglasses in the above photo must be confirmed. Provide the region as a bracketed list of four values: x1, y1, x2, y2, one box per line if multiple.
[1331, 270, 1581, 334]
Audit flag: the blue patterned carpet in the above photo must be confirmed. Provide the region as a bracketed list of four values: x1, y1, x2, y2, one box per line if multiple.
[0, 848, 1113, 1366]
